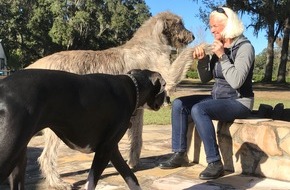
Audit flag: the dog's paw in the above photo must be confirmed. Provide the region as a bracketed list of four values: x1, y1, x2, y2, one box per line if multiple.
[127, 159, 139, 169]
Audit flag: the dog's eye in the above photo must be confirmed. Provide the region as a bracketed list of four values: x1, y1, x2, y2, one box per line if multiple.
[174, 23, 184, 33]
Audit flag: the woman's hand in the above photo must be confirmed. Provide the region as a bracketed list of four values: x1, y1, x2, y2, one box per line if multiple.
[192, 45, 206, 60]
[211, 40, 225, 58]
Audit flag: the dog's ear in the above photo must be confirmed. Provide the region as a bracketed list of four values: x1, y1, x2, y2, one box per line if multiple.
[153, 19, 165, 38]
[127, 69, 142, 75]
[151, 72, 166, 95]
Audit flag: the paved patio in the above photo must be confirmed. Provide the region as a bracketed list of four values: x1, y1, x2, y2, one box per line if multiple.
[1, 125, 290, 190]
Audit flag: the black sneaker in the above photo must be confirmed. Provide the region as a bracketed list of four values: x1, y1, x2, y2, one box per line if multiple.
[199, 160, 224, 180]
[159, 152, 189, 169]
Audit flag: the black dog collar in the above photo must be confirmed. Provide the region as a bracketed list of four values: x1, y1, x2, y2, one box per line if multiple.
[126, 74, 139, 113]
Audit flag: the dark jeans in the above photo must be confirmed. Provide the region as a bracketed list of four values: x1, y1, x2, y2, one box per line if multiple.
[171, 95, 251, 163]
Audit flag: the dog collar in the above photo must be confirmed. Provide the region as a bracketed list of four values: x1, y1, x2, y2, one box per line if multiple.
[126, 74, 139, 113]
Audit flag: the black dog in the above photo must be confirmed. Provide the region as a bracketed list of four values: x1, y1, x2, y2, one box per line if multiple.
[0, 69, 166, 190]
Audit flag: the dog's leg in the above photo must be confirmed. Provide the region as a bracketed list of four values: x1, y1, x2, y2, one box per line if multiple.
[84, 152, 111, 190]
[8, 148, 27, 190]
[127, 109, 144, 168]
[111, 145, 141, 190]
[38, 128, 71, 190]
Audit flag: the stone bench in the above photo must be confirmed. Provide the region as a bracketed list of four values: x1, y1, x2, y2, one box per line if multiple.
[186, 116, 290, 182]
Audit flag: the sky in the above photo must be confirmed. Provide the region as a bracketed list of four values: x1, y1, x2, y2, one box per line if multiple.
[145, 0, 267, 55]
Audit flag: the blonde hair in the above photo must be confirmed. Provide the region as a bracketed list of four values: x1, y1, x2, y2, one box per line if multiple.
[210, 7, 244, 39]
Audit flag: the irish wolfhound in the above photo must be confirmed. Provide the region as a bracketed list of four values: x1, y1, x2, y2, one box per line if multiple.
[26, 11, 195, 189]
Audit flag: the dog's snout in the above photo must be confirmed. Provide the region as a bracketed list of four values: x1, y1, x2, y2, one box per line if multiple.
[191, 33, 195, 41]
[153, 103, 160, 111]
[187, 31, 195, 42]
[182, 26, 194, 41]
[181, 30, 195, 44]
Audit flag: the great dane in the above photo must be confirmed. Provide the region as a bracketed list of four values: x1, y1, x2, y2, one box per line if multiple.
[0, 69, 166, 190]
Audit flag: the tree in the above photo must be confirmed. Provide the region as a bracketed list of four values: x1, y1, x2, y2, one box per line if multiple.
[253, 49, 267, 80]
[0, 0, 151, 69]
[0, 0, 55, 68]
[195, 0, 225, 25]
[277, 15, 290, 83]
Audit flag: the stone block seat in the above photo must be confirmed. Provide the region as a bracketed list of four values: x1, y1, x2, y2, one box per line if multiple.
[187, 104, 290, 182]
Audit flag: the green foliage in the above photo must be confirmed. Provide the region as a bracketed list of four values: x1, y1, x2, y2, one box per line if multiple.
[186, 70, 199, 79]
[254, 48, 290, 82]
[254, 50, 267, 76]
[144, 106, 171, 125]
[0, 0, 151, 69]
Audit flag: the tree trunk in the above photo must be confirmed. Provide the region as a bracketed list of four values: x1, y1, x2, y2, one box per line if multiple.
[277, 17, 290, 83]
[263, 24, 275, 82]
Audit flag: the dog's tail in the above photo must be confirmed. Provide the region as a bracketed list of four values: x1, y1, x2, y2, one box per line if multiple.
[38, 128, 72, 189]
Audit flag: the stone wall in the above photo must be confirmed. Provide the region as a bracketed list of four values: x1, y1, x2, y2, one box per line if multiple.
[187, 119, 290, 182]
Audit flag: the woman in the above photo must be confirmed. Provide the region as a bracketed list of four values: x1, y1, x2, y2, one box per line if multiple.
[159, 7, 255, 180]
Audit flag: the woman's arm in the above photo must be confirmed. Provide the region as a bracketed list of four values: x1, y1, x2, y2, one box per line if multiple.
[220, 43, 255, 89]
[197, 55, 213, 83]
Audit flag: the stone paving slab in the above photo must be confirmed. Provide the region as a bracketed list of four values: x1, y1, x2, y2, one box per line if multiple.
[1, 125, 290, 190]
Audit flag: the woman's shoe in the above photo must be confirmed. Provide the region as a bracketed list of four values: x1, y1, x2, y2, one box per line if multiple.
[159, 152, 189, 169]
[199, 160, 224, 180]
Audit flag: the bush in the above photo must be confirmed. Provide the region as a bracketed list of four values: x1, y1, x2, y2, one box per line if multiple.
[186, 70, 199, 79]
[253, 74, 264, 82]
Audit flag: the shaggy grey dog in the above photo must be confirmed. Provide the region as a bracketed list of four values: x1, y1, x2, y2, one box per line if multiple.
[26, 11, 196, 189]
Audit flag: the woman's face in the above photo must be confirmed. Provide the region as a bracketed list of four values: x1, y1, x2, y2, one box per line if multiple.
[209, 16, 227, 41]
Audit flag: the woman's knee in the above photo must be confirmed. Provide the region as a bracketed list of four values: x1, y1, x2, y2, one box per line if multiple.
[172, 98, 183, 111]
[191, 104, 204, 120]
[172, 98, 191, 117]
